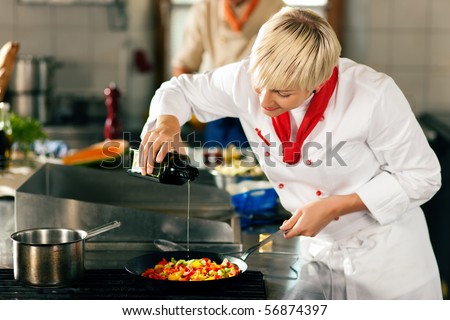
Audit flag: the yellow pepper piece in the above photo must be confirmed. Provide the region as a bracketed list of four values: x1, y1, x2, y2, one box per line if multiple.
[168, 271, 182, 280]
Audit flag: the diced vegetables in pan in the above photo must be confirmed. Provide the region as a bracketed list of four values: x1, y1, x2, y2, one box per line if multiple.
[141, 257, 240, 281]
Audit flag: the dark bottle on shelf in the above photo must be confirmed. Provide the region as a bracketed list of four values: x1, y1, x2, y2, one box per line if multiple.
[127, 148, 199, 185]
[0, 102, 13, 171]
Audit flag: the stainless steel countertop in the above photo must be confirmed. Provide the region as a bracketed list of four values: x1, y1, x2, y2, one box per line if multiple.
[1, 196, 339, 300]
[0, 198, 14, 270]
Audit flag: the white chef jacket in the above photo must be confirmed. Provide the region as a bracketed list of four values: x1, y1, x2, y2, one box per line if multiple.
[141, 57, 443, 299]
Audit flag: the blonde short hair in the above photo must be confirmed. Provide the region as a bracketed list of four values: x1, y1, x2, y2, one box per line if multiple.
[249, 7, 341, 91]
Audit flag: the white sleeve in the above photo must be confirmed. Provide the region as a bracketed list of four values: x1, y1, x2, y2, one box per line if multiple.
[356, 78, 441, 225]
[140, 60, 250, 139]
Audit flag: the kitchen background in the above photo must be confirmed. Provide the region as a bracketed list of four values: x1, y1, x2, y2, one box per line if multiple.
[1, 0, 449, 139]
[1, 0, 450, 299]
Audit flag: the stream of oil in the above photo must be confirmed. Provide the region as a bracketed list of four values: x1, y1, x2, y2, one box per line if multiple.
[186, 179, 190, 253]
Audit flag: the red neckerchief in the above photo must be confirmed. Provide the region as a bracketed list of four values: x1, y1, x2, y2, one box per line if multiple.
[271, 67, 339, 164]
[224, 0, 259, 32]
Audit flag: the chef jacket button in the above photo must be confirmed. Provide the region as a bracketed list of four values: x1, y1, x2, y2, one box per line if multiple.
[278, 183, 284, 189]
[316, 190, 322, 196]
[265, 151, 270, 157]
[306, 159, 312, 166]
[320, 115, 325, 121]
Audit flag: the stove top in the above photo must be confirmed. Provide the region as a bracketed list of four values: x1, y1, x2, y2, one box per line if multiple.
[0, 269, 266, 300]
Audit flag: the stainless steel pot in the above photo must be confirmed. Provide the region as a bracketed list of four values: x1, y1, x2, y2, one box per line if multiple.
[8, 54, 59, 123]
[10, 220, 121, 287]
[9, 55, 57, 93]
[10, 93, 49, 123]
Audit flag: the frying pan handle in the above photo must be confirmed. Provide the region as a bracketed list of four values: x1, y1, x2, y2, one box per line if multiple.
[240, 229, 287, 261]
[85, 220, 122, 241]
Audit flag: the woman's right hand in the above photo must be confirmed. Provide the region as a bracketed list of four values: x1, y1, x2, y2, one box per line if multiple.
[139, 115, 183, 175]
[280, 194, 367, 238]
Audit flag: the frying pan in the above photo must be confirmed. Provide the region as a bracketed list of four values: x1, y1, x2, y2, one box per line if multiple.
[125, 229, 285, 293]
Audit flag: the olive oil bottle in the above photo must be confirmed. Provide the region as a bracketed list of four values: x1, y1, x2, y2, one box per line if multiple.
[127, 147, 199, 185]
[0, 102, 12, 171]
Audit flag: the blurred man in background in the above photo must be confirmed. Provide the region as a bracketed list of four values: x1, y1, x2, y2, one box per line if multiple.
[172, 0, 285, 148]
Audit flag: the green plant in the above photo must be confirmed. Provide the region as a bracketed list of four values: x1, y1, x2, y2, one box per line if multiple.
[10, 112, 47, 147]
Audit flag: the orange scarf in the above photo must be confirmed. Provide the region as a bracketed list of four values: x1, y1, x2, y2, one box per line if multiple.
[224, 0, 259, 32]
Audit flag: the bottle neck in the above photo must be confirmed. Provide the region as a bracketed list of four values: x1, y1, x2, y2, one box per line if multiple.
[0, 107, 10, 130]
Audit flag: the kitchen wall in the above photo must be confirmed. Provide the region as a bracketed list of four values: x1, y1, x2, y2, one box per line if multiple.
[0, 0, 449, 130]
[0, 0, 158, 133]
[343, 0, 450, 114]
[0, 0, 129, 96]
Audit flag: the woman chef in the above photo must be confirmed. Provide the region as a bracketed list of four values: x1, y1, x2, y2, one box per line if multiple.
[139, 7, 442, 299]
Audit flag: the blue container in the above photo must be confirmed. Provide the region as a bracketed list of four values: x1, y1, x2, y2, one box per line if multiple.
[237, 208, 281, 229]
[231, 188, 279, 213]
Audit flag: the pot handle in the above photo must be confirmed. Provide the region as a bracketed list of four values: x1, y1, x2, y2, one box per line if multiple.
[85, 220, 122, 241]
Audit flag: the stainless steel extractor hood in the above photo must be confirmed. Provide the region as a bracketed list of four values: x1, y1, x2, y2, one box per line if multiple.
[15, 164, 242, 268]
